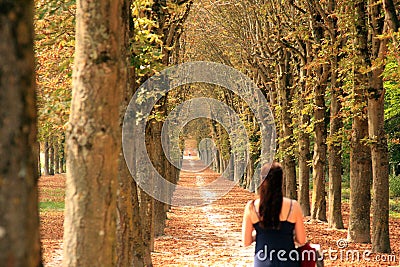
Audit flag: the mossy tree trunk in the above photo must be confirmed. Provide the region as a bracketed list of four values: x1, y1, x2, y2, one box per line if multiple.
[63, 0, 125, 265]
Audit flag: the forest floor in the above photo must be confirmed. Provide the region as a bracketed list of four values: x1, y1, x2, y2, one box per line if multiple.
[40, 160, 400, 266]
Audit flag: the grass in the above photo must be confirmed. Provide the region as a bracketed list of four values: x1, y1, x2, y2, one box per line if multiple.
[39, 201, 65, 212]
[341, 187, 350, 203]
[341, 184, 400, 218]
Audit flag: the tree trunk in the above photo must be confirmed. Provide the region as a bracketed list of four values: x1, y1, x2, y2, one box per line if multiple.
[116, 0, 146, 265]
[63, 0, 125, 265]
[298, 112, 311, 216]
[382, 0, 400, 32]
[328, 58, 344, 229]
[348, 109, 372, 242]
[54, 141, 60, 174]
[311, 78, 327, 222]
[0, 0, 42, 265]
[369, 0, 391, 252]
[59, 147, 64, 173]
[277, 50, 297, 199]
[38, 142, 42, 177]
[298, 48, 311, 216]
[140, 189, 155, 265]
[348, 0, 372, 243]
[147, 119, 167, 237]
[306, 0, 328, 222]
[49, 141, 54, 175]
[44, 140, 50, 175]
[368, 90, 391, 252]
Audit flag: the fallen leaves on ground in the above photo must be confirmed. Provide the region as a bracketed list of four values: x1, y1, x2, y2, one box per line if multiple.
[39, 166, 400, 266]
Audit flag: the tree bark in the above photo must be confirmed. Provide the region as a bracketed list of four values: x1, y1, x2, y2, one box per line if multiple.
[59, 147, 64, 173]
[38, 142, 42, 177]
[277, 50, 297, 199]
[382, 0, 400, 32]
[328, 55, 344, 229]
[368, 91, 391, 252]
[147, 119, 167, 237]
[44, 140, 50, 176]
[49, 141, 54, 175]
[369, 0, 391, 253]
[328, 87, 344, 229]
[116, 0, 146, 265]
[63, 0, 125, 265]
[298, 109, 311, 216]
[305, 3, 327, 221]
[298, 59, 311, 216]
[0, 0, 42, 265]
[140, 189, 155, 266]
[54, 142, 60, 174]
[348, 0, 372, 243]
[311, 78, 328, 222]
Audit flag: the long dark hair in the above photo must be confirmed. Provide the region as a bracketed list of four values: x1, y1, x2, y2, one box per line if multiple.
[258, 162, 283, 229]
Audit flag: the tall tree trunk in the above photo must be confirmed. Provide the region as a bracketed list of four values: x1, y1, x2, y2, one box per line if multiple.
[328, 89, 344, 229]
[277, 50, 297, 199]
[348, 0, 372, 243]
[147, 119, 167, 237]
[382, 0, 400, 32]
[368, 85, 391, 252]
[311, 75, 328, 222]
[38, 142, 42, 177]
[116, 0, 146, 265]
[298, 108, 311, 216]
[140, 189, 155, 266]
[59, 147, 64, 173]
[369, 0, 391, 253]
[63, 0, 125, 265]
[328, 53, 344, 229]
[44, 140, 50, 175]
[54, 141, 60, 174]
[0, 0, 42, 265]
[298, 59, 311, 216]
[306, 4, 328, 221]
[49, 141, 54, 175]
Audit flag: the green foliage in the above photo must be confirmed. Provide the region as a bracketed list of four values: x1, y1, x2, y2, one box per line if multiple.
[390, 174, 400, 198]
[384, 58, 400, 164]
[131, 0, 165, 79]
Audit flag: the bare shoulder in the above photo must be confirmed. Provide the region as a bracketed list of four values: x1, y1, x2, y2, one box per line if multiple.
[282, 197, 295, 205]
[290, 199, 303, 217]
[284, 198, 302, 213]
[244, 199, 255, 213]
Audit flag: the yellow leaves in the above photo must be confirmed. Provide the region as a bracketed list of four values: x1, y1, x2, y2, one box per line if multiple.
[35, 0, 74, 140]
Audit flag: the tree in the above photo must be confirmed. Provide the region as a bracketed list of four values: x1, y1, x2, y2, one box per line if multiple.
[348, 0, 372, 244]
[306, 1, 328, 222]
[63, 0, 126, 265]
[369, 0, 391, 253]
[0, 0, 42, 266]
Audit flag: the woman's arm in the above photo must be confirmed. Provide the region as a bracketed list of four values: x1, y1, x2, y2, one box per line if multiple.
[293, 200, 306, 245]
[242, 200, 255, 247]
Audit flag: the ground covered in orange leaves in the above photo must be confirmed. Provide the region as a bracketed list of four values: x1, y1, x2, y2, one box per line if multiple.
[40, 162, 400, 266]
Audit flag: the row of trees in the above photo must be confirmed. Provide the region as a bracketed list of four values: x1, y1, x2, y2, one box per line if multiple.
[1, 0, 191, 266]
[1, 0, 399, 265]
[62, 0, 192, 266]
[178, 0, 400, 253]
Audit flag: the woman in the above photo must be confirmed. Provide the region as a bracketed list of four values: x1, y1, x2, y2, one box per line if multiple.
[242, 162, 306, 266]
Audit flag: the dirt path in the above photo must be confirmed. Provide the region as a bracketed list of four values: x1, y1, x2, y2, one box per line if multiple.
[40, 165, 400, 266]
[152, 158, 255, 266]
[151, 159, 400, 267]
